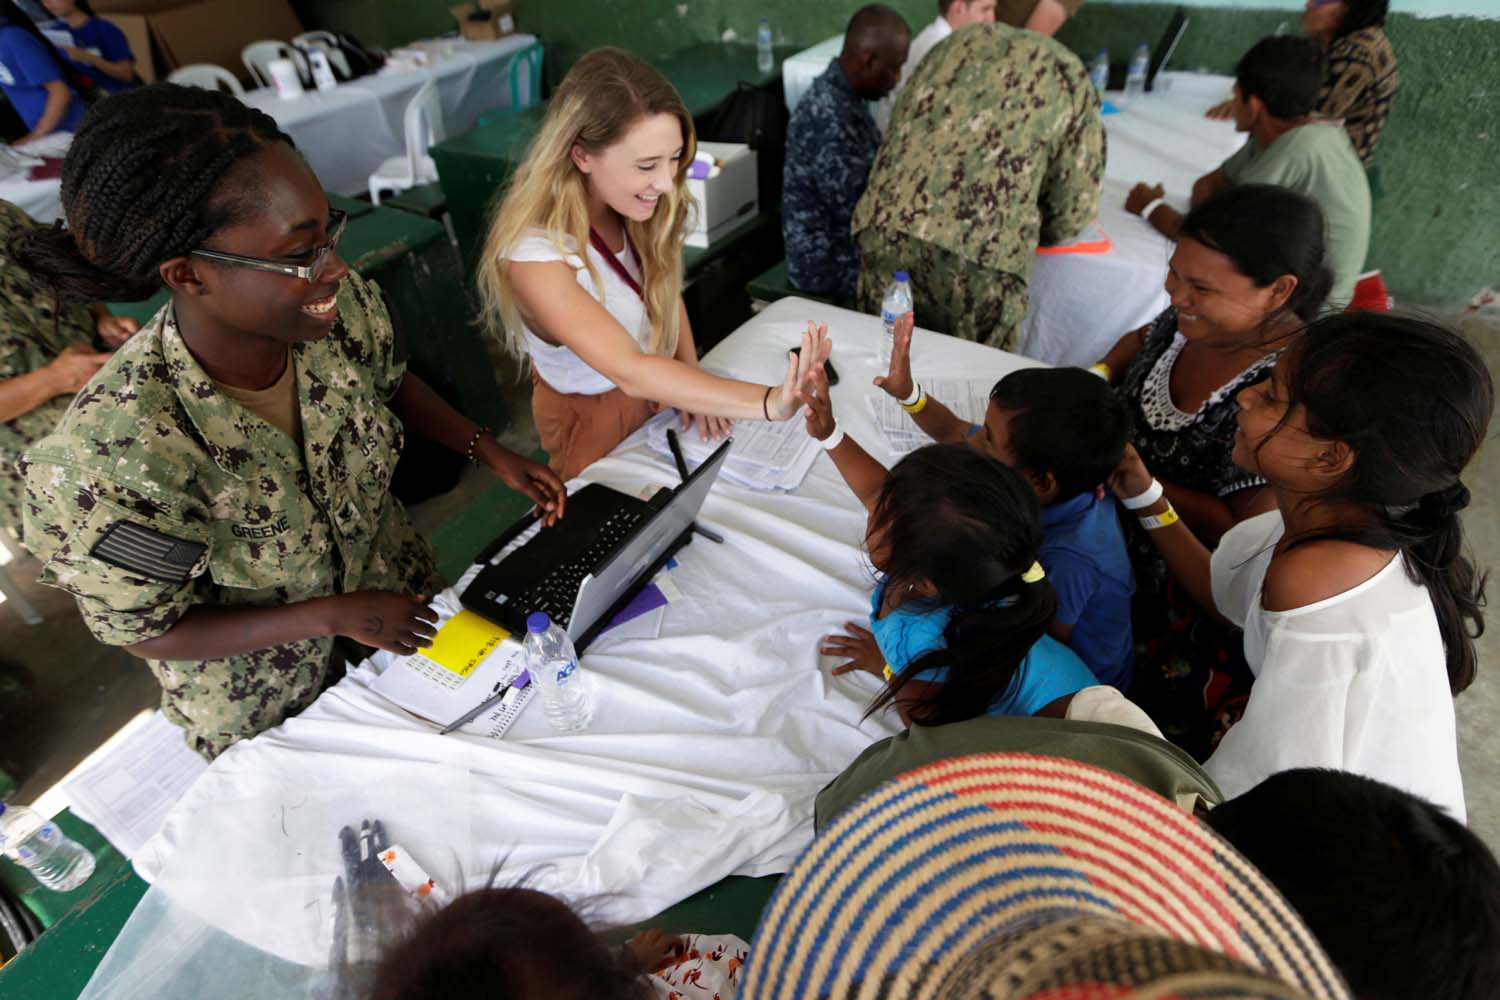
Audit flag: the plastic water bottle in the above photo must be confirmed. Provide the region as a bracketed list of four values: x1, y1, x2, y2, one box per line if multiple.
[1090, 50, 1110, 94]
[756, 20, 774, 74]
[0, 802, 94, 892]
[523, 612, 592, 733]
[1124, 43, 1150, 103]
[879, 272, 914, 370]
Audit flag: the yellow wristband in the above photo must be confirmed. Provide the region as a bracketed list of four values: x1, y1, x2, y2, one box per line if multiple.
[901, 391, 928, 414]
[882, 663, 894, 681]
[1089, 362, 1111, 381]
[1138, 506, 1181, 531]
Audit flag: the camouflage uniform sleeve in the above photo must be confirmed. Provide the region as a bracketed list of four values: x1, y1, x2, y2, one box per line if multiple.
[335, 271, 407, 401]
[21, 458, 210, 647]
[1037, 64, 1106, 247]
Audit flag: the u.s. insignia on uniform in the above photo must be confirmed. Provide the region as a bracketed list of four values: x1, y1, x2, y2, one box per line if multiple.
[91, 522, 206, 583]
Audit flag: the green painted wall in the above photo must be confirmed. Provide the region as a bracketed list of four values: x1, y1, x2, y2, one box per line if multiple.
[297, 0, 1500, 307]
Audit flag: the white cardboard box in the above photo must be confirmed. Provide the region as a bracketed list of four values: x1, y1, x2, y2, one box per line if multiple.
[685, 141, 758, 249]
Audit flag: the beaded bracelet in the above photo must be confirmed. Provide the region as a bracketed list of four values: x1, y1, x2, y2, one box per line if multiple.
[464, 426, 491, 465]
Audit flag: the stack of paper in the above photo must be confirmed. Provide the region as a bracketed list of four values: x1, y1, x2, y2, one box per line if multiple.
[644, 411, 820, 492]
[869, 379, 995, 454]
[64, 712, 209, 859]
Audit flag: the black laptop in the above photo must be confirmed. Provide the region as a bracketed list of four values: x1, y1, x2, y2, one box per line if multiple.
[460, 438, 732, 652]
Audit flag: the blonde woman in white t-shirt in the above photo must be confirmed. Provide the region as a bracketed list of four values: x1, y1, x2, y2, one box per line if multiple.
[1109, 312, 1491, 821]
[480, 47, 831, 479]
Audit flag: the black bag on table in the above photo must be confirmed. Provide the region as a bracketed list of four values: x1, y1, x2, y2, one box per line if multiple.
[704, 81, 788, 211]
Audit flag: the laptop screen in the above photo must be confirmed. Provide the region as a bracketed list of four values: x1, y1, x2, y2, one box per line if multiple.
[567, 437, 733, 641]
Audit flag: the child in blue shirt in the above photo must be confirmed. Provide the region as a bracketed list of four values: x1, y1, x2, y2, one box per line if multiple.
[0, 5, 85, 143]
[811, 436, 1098, 727]
[40, 0, 136, 94]
[861, 318, 1136, 689]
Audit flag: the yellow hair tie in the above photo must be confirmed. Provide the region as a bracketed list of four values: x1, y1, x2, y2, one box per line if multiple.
[882, 663, 894, 682]
[1021, 561, 1046, 584]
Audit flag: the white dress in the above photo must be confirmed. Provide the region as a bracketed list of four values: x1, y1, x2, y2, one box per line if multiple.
[1204, 510, 1466, 821]
[507, 229, 649, 396]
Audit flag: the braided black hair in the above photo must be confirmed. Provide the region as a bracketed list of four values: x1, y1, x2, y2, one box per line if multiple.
[7, 82, 293, 302]
[867, 444, 1057, 726]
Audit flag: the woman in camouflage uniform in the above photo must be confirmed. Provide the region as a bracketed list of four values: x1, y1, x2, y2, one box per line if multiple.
[9, 85, 566, 758]
[0, 198, 137, 536]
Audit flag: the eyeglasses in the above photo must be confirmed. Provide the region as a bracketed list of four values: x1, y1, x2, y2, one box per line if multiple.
[190, 209, 348, 282]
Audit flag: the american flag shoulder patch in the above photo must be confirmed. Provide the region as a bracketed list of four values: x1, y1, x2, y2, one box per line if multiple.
[90, 521, 206, 584]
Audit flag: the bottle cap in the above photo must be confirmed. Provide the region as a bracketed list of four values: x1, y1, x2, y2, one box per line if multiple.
[0, 803, 6, 817]
[526, 612, 552, 634]
[894, 270, 909, 282]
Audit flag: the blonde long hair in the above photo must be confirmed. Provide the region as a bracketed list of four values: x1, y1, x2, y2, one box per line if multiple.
[480, 48, 697, 362]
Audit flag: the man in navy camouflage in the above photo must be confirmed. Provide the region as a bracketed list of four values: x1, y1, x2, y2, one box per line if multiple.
[782, 5, 910, 304]
[852, 22, 1105, 349]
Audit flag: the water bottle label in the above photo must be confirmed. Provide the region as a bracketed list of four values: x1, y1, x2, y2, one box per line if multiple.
[555, 661, 577, 682]
[16, 846, 34, 861]
[882, 308, 899, 324]
[37, 823, 59, 844]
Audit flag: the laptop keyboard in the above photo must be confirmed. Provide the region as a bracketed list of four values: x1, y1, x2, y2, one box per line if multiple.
[516, 507, 644, 626]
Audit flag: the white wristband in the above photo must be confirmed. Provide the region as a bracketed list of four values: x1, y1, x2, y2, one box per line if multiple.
[820, 424, 846, 451]
[1138, 197, 1166, 221]
[897, 382, 922, 407]
[1119, 478, 1164, 510]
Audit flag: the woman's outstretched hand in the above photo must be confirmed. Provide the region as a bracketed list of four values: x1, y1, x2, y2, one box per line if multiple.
[765, 321, 833, 421]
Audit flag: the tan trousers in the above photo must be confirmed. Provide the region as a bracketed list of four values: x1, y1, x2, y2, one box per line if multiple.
[530, 370, 654, 481]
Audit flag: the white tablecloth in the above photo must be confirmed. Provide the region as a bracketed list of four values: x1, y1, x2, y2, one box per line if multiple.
[79, 298, 1037, 999]
[0, 130, 72, 222]
[1018, 72, 1244, 366]
[244, 36, 540, 196]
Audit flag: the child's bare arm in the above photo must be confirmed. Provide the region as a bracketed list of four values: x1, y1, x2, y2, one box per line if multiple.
[798, 363, 889, 512]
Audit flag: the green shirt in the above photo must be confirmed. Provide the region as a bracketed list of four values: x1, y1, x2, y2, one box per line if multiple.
[1221, 122, 1370, 309]
[815, 715, 1222, 832]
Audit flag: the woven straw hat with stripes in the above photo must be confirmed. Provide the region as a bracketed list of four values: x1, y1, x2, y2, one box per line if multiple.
[743, 753, 1351, 1000]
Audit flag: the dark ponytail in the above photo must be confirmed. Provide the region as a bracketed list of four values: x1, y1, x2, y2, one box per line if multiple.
[1279, 312, 1493, 693]
[1180, 183, 1333, 324]
[7, 82, 293, 302]
[865, 444, 1056, 725]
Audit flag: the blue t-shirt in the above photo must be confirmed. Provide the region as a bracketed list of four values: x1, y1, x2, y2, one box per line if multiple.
[1039, 491, 1136, 690]
[0, 23, 85, 133]
[869, 580, 1098, 717]
[45, 16, 135, 94]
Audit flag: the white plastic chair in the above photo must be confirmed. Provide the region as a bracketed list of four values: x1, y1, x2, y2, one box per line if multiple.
[369, 80, 444, 206]
[241, 41, 305, 90]
[167, 63, 245, 97]
[293, 30, 350, 79]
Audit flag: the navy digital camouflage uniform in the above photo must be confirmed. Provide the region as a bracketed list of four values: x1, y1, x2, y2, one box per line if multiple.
[21, 270, 443, 759]
[782, 60, 882, 303]
[0, 199, 97, 536]
[852, 24, 1106, 350]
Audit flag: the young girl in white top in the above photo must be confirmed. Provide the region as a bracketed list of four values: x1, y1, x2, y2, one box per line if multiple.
[1110, 312, 1491, 821]
[480, 48, 830, 479]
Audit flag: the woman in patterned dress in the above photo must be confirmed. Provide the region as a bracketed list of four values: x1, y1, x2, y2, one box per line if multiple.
[1091, 185, 1331, 758]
